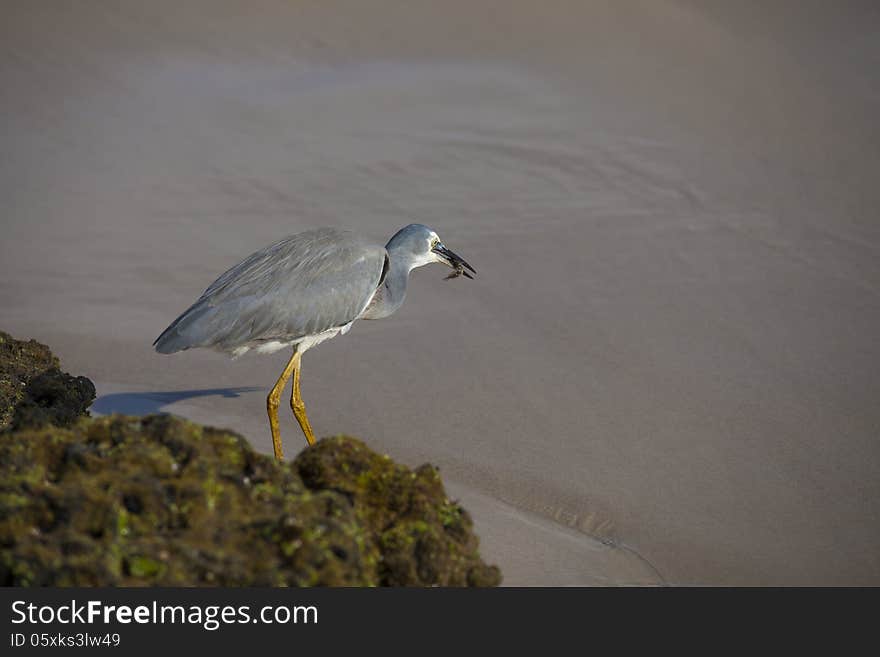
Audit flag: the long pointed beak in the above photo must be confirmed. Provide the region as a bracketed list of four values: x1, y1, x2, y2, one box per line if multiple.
[432, 243, 476, 279]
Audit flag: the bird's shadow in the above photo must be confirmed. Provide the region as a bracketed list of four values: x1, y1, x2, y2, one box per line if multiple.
[91, 387, 263, 417]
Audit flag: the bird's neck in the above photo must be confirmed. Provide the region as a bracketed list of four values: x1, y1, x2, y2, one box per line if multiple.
[362, 248, 414, 320]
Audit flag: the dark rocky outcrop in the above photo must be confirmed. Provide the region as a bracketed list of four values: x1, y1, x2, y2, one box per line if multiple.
[0, 331, 500, 587]
[0, 331, 95, 432]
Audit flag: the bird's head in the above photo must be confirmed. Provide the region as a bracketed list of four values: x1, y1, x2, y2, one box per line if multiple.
[386, 224, 476, 278]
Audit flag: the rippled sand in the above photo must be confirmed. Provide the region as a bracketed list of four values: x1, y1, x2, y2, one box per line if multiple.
[2, 1, 879, 584]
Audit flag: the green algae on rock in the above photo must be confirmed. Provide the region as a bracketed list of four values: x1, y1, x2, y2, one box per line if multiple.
[0, 331, 95, 432]
[0, 331, 59, 430]
[0, 329, 499, 586]
[295, 436, 502, 586]
[0, 415, 501, 586]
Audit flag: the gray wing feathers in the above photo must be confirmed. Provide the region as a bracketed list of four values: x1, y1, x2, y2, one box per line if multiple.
[154, 229, 386, 354]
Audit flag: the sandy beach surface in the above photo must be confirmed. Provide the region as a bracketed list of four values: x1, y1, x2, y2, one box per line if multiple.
[3, 1, 879, 585]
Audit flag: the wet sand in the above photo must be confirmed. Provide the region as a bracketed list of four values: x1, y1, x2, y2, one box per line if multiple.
[2, 1, 879, 584]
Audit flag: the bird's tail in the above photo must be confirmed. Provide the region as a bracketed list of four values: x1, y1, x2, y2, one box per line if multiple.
[153, 302, 215, 354]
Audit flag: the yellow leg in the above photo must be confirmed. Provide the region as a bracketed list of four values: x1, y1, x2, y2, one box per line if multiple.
[290, 352, 316, 446]
[267, 350, 299, 461]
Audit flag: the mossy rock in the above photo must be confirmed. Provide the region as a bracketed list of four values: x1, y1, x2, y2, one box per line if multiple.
[0, 331, 59, 430]
[295, 437, 502, 586]
[0, 331, 95, 431]
[0, 415, 500, 587]
[0, 329, 500, 587]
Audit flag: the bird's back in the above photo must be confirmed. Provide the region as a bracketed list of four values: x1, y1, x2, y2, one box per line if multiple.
[154, 228, 387, 355]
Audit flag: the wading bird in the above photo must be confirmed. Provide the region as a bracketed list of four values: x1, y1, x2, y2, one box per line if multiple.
[153, 224, 475, 460]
